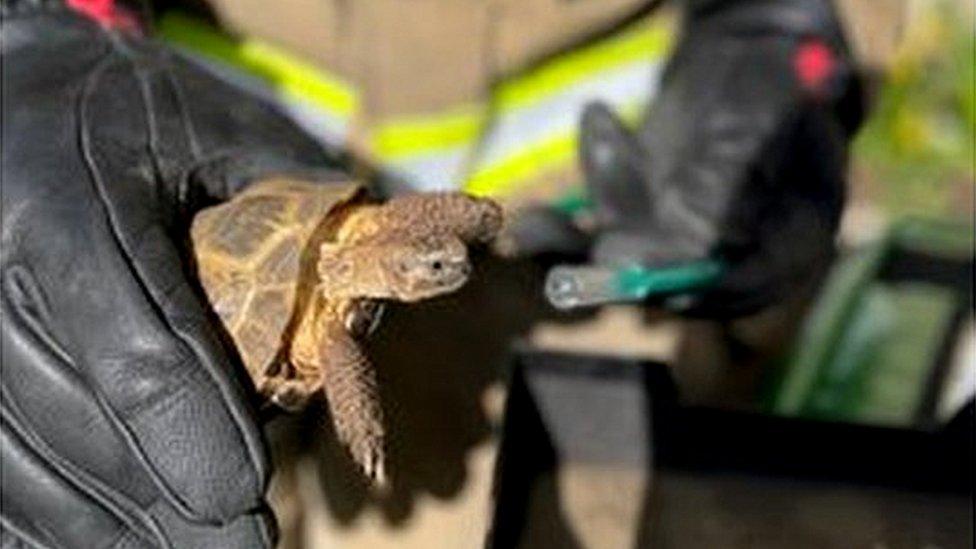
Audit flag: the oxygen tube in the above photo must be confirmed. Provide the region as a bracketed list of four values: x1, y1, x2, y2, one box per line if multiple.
[545, 260, 725, 310]
[543, 188, 726, 310]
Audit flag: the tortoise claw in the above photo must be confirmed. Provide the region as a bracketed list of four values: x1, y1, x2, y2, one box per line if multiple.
[261, 378, 315, 412]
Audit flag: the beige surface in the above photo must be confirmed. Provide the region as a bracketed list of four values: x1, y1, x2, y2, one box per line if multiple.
[515, 466, 651, 549]
[530, 306, 681, 362]
[299, 438, 497, 548]
[206, 0, 341, 71]
[350, 0, 491, 120]
[835, 0, 909, 70]
[490, 0, 653, 75]
[558, 466, 649, 549]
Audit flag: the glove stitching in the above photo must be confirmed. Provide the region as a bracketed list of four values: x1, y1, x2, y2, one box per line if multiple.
[107, 528, 150, 549]
[77, 51, 263, 524]
[1, 396, 168, 549]
[133, 59, 173, 214]
[0, 284, 172, 547]
[157, 51, 204, 162]
[1, 266, 74, 369]
[129, 52, 204, 218]
[0, 517, 56, 549]
[163, 64, 204, 211]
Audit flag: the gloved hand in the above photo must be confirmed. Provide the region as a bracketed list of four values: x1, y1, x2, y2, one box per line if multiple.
[577, 0, 865, 317]
[1, 7, 344, 548]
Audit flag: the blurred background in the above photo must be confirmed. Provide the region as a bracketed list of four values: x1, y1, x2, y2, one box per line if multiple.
[145, 0, 973, 547]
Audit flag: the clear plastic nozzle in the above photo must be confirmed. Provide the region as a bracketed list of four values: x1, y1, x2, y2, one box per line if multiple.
[545, 261, 725, 310]
[545, 266, 620, 310]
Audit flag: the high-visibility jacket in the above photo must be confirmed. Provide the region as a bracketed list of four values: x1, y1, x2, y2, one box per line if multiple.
[158, 0, 910, 201]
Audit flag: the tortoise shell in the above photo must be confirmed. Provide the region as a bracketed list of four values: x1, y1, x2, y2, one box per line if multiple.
[191, 178, 363, 379]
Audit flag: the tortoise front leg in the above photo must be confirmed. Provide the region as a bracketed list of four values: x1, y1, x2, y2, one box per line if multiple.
[285, 304, 386, 484]
[317, 322, 386, 486]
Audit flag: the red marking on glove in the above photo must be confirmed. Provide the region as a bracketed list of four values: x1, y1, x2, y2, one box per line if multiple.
[67, 0, 139, 31]
[794, 40, 836, 97]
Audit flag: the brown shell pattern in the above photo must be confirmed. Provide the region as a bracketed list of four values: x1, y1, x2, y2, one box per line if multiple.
[190, 178, 362, 379]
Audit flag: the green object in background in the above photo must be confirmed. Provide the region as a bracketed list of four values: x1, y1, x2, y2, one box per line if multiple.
[771, 218, 971, 428]
[803, 282, 958, 426]
[551, 188, 593, 217]
[855, 284, 958, 424]
[891, 217, 975, 259]
[615, 262, 725, 301]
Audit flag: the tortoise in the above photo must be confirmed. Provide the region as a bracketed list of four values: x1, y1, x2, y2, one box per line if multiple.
[190, 178, 502, 485]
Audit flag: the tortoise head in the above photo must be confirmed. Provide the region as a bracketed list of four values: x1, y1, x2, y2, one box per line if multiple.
[319, 235, 471, 302]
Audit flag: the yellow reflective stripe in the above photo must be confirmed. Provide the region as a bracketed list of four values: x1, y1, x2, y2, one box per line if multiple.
[369, 18, 672, 163]
[465, 102, 643, 197]
[466, 132, 575, 197]
[371, 105, 485, 159]
[240, 42, 358, 116]
[495, 19, 672, 113]
[158, 13, 358, 117]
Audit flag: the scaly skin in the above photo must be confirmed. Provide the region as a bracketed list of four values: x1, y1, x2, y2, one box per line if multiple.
[263, 191, 502, 486]
[283, 295, 387, 484]
[338, 192, 503, 246]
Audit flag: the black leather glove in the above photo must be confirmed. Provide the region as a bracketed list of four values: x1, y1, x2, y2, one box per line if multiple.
[1, 6, 344, 547]
[577, 0, 865, 317]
